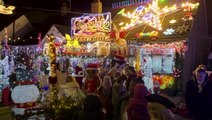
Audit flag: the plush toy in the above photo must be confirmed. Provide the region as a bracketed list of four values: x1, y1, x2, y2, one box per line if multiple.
[110, 54, 126, 77]
[83, 63, 101, 94]
[72, 61, 85, 88]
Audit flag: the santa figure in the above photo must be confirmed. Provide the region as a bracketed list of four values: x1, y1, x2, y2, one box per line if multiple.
[83, 63, 101, 94]
[72, 62, 85, 89]
[109, 54, 126, 79]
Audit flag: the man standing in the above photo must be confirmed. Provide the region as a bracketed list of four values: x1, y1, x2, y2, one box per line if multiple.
[185, 65, 212, 120]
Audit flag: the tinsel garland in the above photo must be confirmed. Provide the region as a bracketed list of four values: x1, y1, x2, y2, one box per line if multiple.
[48, 35, 57, 84]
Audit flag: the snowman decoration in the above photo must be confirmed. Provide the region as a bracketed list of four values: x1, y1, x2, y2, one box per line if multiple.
[11, 62, 40, 115]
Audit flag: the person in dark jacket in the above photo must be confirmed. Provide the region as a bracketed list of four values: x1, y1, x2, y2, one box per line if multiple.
[97, 76, 113, 120]
[73, 95, 105, 120]
[185, 65, 212, 120]
[125, 66, 137, 91]
[127, 83, 150, 120]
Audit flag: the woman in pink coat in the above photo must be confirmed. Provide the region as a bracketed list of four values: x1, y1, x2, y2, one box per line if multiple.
[127, 83, 150, 120]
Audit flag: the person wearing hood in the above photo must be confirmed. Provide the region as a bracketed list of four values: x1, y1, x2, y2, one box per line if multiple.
[185, 65, 212, 120]
[127, 83, 150, 120]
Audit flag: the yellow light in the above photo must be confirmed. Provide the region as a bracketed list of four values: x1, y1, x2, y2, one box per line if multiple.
[0, 2, 15, 15]
[65, 33, 81, 48]
[119, 22, 124, 26]
[169, 19, 176, 24]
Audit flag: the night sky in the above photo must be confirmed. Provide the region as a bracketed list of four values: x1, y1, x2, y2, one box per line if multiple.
[3, 0, 113, 12]
[0, 0, 114, 44]
[1, 0, 212, 44]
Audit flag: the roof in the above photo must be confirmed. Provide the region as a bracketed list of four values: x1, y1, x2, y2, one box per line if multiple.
[112, 1, 199, 43]
[53, 24, 71, 36]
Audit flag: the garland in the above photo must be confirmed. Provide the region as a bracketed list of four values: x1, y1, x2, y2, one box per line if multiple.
[48, 35, 57, 84]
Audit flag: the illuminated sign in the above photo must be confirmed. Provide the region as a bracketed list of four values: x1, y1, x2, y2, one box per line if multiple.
[74, 34, 111, 42]
[71, 12, 111, 42]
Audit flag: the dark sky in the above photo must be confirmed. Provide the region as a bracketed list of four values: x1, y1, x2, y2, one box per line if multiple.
[1, 0, 113, 28]
[1, 0, 212, 37]
[0, 0, 114, 45]
[4, 0, 113, 12]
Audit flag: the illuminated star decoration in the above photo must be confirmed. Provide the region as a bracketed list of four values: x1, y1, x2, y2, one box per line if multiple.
[163, 28, 175, 35]
[0, 0, 15, 15]
[118, 0, 177, 30]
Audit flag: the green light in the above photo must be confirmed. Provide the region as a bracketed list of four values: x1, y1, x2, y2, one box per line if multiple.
[159, 0, 167, 3]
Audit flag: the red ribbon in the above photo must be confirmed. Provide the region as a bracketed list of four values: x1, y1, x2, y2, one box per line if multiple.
[15, 80, 37, 85]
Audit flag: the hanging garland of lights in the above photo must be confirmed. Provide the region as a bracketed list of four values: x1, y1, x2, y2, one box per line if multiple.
[48, 35, 57, 84]
[47, 35, 58, 105]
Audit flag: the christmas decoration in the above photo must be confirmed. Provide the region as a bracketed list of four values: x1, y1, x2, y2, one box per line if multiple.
[182, 12, 193, 21]
[135, 31, 158, 38]
[152, 75, 175, 90]
[112, 0, 150, 9]
[112, 24, 128, 55]
[84, 63, 101, 94]
[0, 56, 9, 90]
[65, 34, 81, 48]
[139, 42, 186, 92]
[62, 34, 82, 55]
[117, 0, 178, 30]
[172, 50, 184, 93]
[71, 12, 111, 35]
[87, 41, 110, 56]
[163, 28, 175, 35]
[11, 85, 39, 107]
[14, 94, 85, 120]
[169, 19, 176, 24]
[116, 0, 199, 32]
[181, 2, 199, 12]
[11, 84, 39, 115]
[176, 23, 190, 34]
[71, 12, 111, 42]
[47, 35, 57, 84]
[0, 0, 15, 15]
[15, 68, 34, 81]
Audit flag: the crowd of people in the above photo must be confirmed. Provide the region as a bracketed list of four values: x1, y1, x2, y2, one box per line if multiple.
[67, 55, 212, 120]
